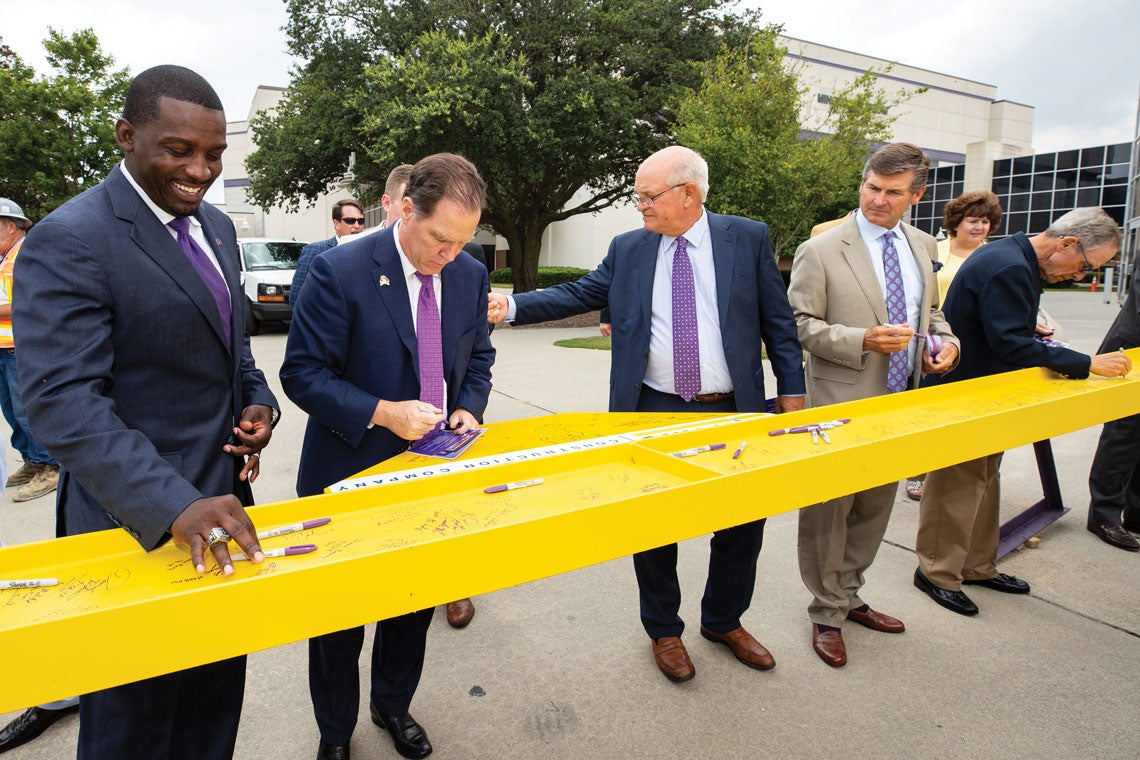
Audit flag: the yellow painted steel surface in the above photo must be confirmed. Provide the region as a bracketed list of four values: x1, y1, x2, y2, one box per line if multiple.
[2, 355, 1138, 711]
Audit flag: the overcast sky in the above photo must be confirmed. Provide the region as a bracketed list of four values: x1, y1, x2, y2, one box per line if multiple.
[8, 0, 1138, 155]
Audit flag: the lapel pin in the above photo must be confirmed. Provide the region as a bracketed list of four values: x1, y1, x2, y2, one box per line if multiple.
[378, 275, 391, 287]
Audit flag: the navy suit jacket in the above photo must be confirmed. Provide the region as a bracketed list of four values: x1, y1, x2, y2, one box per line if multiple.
[512, 210, 804, 412]
[14, 165, 278, 549]
[282, 226, 495, 496]
[289, 235, 338, 305]
[925, 232, 1090, 385]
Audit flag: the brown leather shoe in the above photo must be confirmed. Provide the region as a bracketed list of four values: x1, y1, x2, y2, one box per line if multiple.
[1087, 523, 1140, 552]
[699, 625, 775, 670]
[446, 598, 476, 628]
[651, 637, 695, 682]
[846, 606, 905, 633]
[812, 624, 847, 667]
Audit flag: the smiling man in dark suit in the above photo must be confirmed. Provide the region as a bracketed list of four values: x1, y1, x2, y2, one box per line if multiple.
[14, 65, 278, 759]
[282, 153, 494, 760]
[488, 145, 805, 683]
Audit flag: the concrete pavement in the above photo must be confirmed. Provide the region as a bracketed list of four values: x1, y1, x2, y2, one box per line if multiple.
[1, 289, 1137, 759]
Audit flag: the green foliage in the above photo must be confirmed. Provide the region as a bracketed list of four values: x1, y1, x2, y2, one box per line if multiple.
[490, 266, 589, 288]
[0, 30, 129, 220]
[248, 0, 749, 291]
[675, 29, 906, 257]
[553, 335, 612, 350]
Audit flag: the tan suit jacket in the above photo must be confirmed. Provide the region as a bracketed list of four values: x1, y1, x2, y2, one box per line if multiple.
[787, 215, 958, 408]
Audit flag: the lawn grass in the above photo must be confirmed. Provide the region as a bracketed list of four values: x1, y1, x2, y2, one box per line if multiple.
[553, 336, 612, 350]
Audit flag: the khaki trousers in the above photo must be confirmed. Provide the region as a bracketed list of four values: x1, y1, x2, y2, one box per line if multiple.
[915, 453, 1002, 590]
[797, 481, 898, 627]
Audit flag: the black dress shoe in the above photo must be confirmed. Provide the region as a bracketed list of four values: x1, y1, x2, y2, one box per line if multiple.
[316, 741, 350, 760]
[963, 572, 1032, 593]
[1088, 522, 1140, 552]
[914, 567, 978, 616]
[0, 704, 79, 753]
[370, 704, 432, 759]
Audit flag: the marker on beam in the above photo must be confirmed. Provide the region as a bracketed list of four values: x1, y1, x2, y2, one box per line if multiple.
[732, 441, 748, 460]
[257, 518, 332, 540]
[1, 578, 58, 590]
[484, 478, 544, 494]
[673, 443, 726, 458]
[231, 544, 317, 561]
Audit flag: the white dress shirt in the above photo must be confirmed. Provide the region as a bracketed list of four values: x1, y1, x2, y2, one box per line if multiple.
[854, 210, 925, 374]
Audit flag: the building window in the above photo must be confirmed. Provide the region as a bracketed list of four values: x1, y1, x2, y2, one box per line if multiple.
[817, 93, 831, 104]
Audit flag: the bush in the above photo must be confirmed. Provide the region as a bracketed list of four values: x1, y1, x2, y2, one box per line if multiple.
[489, 267, 591, 288]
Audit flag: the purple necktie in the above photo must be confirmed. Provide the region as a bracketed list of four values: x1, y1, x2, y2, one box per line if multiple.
[880, 230, 909, 393]
[672, 235, 701, 402]
[169, 216, 231, 343]
[415, 272, 445, 413]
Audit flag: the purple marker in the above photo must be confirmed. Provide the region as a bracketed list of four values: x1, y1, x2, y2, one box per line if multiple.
[231, 544, 318, 561]
[673, 443, 727, 458]
[484, 478, 544, 494]
[256, 518, 332, 540]
[926, 332, 943, 358]
[768, 425, 816, 436]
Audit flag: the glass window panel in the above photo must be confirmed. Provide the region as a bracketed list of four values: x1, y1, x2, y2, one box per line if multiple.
[926, 168, 936, 184]
[1031, 192, 1053, 211]
[933, 200, 947, 220]
[1102, 185, 1126, 206]
[1012, 156, 1033, 174]
[936, 165, 954, 182]
[915, 201, 933, 220]
[993, 158, 1012, 176]
[1056, 150, 1079, 170]
[992, 176, 1011, 195]
[953, 165, 964, 181]
[952, 181, 964, 198]
[1033, 172, 1054, 192]
[1007, 193, 1031, 212]
[1105, 143, 1130, 164]
[1011, 174, 1032, 193]
[1105, 206, 1125, 225]
[1054, 170, 1077, 189]
[1104, 163, 1129, 182]
[1053, 189, 1075, 209]
[1081, 146, 1105, 166]
[1034, 153, 1056, 172]
[934, 183, 952, 201]
[1077, 187, 1101, 206]
[1029, 211, 1053, 233]
[1007, 212, 1029, 234]
[1077, 169, 1100, 188]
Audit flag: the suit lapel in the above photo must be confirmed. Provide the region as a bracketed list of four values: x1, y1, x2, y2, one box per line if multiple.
[707, 213, 735, 328]
[370, 230, 417, 362]
[838, 218, 889, 325]
[901, 223, 934, 333]
[198, 212, 240, 355]
[108, 168, 231, 350]
[635, 232, 658, 335]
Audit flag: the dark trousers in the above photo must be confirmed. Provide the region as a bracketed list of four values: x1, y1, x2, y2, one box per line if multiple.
[631, 385, 766, 639]
[1089, 290, 1140, 527]
[78, 657, 246, 760]
[309, 608, 434, 745]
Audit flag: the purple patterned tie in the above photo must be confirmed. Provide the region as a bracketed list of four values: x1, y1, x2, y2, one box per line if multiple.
[169, 216, 231, 343]
[880, 230, 909, 393]
[672, 235, 701, 402]
[415, 272, 445, 413]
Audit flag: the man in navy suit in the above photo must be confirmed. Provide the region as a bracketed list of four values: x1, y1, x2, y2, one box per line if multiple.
[15, 65, 278, 759]
[289, 197, 367, 305]
[282, 153, 494, 760]
[488, 145, 805, 683]
[915, 207, 1131, 616]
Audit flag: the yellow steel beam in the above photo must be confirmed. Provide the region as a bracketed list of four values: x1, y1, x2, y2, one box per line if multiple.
[1, 354, 1138, 711]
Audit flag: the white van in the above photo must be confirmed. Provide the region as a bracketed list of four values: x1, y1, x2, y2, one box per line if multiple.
[236, 238, 306, 335]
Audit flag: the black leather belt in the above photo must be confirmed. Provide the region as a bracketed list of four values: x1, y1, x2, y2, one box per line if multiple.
[693, 391, 734, 403]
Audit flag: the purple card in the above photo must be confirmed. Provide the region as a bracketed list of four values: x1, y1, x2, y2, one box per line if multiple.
[409, 427, 485, 459]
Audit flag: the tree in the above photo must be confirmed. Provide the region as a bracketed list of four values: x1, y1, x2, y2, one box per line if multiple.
[247, 0, 750, 292]
[675, 28, 908, 258]
[0, 30, 129, 221]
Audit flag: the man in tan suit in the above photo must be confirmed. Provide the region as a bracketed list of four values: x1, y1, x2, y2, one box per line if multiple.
[787, 143, 959, 667]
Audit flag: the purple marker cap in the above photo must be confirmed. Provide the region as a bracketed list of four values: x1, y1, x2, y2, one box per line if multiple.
[302, 518, 332, 530]
[708, 443, 727, 451]
[284, 544, 318, 556]
[483, 484, 508, 494]
[926, 332, 942, 357]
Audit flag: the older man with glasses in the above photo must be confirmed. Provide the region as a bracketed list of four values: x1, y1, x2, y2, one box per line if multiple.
[914, 207, 1131, 616]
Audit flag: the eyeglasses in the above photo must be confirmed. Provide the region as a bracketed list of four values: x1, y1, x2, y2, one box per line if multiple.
[339, 217, 365, 226]
[1075, 239, 1094, 273]
[630, 184, 685, 208]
